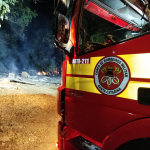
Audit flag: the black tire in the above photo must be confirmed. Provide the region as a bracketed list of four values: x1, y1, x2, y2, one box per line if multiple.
[116, 138, 150, 150]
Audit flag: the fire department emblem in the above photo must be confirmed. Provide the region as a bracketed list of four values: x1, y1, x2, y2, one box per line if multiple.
[94, 56, 130, 95]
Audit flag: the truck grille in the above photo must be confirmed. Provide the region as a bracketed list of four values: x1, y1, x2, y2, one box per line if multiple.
[68, 136, 101, 150]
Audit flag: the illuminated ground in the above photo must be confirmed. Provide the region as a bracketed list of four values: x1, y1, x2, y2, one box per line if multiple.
[0, 80, 60, 150]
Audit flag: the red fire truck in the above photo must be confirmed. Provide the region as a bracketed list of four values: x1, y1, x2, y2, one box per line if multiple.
[54, 0, 150, 149]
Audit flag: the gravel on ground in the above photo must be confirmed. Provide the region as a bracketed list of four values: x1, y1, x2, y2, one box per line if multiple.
[0, 79, 60, 150]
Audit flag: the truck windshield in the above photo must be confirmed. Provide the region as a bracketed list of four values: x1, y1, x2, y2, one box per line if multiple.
[78, 0, 150, 54]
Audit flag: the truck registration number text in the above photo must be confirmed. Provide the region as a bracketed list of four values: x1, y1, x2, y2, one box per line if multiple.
[72, 58, 90, 64]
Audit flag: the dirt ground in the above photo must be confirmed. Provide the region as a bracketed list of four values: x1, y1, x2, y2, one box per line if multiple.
[0, 79, 60, 150]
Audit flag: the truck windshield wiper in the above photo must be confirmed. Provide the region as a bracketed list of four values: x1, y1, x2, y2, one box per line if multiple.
[85, 41, 106, 51]
[107, 34, 120, 43]
[87, 41, 106, 46]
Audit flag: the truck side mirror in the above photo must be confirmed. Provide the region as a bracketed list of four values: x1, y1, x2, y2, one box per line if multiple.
[56, 14, 70, 44]
[54, 0, 70, 16]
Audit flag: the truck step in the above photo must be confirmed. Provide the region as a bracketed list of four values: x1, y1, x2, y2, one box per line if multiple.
[68, 136, 101, 150]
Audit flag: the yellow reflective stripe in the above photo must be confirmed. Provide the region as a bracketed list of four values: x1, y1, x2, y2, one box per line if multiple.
[117, 81, 150, 100]
[118, 53, 150, 79]
[67, 57, 104, 75]
[66, 76, 101, 94]
[66, 77, 150, 100]
[66, 54, 150, 100]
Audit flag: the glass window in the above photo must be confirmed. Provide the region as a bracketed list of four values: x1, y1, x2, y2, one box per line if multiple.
[66, 0, 75, 22]
[78, 0, 150, 55]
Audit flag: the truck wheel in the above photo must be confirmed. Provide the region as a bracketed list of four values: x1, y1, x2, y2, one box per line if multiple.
[116, 138, 150, 150]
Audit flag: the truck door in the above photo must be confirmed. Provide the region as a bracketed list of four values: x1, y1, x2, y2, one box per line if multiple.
[65, 0, 150, 144]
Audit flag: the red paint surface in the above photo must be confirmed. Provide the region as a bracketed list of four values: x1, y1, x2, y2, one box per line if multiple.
[62, 60, 67, 87]
[65, 88, 146, 143]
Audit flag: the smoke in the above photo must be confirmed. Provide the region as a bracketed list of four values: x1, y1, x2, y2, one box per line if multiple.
[9, 62, 18, 73]
[0, 2, 64, 75]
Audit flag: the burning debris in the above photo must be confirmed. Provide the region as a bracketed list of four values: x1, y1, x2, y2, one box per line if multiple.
[0, 69, 61, 92]
[37, 71, 47, 75]
[37, 70, 60, 76]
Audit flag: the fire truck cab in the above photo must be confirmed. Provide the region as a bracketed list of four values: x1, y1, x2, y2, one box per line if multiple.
[54, 0, 150, 149]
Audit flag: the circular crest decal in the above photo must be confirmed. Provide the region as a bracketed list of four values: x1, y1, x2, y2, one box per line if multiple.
[94, 56, 130, 95]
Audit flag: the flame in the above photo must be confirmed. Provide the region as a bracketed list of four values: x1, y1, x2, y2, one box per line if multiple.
[42, 71, 47, 75]
[37, 71, 47, 75]
[37, 72, 42, 75]
[53, 70, 57, 74]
